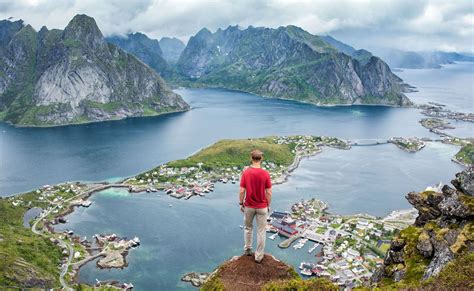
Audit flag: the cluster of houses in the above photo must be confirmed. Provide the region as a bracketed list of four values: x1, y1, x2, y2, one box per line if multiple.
[128, 159, 288, 199]
[388, 137, 426, 152]
[275, 135, 350, 151]
[266, 199, 411, 288]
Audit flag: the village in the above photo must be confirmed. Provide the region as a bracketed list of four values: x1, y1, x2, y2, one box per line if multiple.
[388, 137, 426, 152]
[125, 135, 351, 200]
[266, 198, 417, 288]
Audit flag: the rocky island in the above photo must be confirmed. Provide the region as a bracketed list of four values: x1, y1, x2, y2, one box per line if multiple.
[388, 137, 426, 152]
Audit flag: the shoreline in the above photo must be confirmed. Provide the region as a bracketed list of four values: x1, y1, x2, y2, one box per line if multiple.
[0, 107, 190, 129]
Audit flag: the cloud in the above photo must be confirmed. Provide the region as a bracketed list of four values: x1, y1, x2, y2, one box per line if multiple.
[0, 0, 472, 52]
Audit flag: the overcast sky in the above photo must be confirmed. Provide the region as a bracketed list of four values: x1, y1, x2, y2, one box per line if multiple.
[0, 0, 472, 53]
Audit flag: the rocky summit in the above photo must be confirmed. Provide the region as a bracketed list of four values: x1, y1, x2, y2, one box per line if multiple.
[200, 254, 337, 291]
[177, 25, 412, 106]
[371, 166, 474, 288]
[0, 15, 189, 126]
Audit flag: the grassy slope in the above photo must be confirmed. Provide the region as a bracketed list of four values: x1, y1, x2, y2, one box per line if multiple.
[167, 137, 296, 170]
[454, 144, 474, 165]
[0, 192, 62, 288]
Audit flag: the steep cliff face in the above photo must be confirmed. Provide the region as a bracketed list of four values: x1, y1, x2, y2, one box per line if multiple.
[372, 167, 474, 288]
[159, 37, 185, 64]
[106, 32, 172, 77]
[0, 15, 189, 126]
[177, 25, 411, 106]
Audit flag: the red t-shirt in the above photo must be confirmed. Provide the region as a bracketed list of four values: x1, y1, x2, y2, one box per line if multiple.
[240, 167, 272, 209]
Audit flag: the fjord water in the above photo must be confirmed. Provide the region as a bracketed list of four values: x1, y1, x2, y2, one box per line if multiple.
[397, 62, 474, 113]
[2, 63, 473, 196]
[0, 63, 471, 289]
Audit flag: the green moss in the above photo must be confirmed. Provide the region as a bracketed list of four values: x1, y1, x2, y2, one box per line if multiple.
[424, 252, 474, 289]
[200, 274, 225, 291]
[262, 277, 338, 290]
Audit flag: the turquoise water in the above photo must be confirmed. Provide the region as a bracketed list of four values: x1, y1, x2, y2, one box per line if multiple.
[53, 142, 462, 290]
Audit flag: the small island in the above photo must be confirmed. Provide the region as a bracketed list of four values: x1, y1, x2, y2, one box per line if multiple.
[388, 137, 426, 152]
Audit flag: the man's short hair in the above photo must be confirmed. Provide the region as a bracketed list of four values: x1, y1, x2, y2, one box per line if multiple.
[251, 149, 263, 161]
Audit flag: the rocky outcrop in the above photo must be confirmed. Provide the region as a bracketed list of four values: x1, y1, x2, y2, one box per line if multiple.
[372, 167, 474, 287]
[196, 254, 337, 290]
[177, 25, 411, 106]
[0, 15, 189, 126]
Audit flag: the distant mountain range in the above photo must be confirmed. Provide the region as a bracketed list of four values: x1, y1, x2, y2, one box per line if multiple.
[321, 35, 474, 69]
[376, 49, 474, 69]
[0, 15, 189, 126]
[175, 25, 411, 106]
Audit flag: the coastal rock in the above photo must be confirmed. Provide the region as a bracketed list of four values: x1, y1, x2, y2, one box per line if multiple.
[406, 191, 441, 226]
[423, 244, 453, 280]
[452, 166, 474, 196]
[417, 232, 433, 258]
[372, 167, 474, 287]
[180, 272, 210, 287]
[438, 186, 472, 218]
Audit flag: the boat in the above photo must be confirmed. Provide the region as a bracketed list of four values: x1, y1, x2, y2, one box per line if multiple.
[300, 268, 313, 276]
[81, 200, 92, 207]
[308, 243, 319, 253]
[239, 225, 243, 229]
[169, 204, 173, 207]
[131, 236, 140, 247]
[269, 233, 278, 240]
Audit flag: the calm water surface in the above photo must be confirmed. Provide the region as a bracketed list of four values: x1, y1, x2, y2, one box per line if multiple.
[2, 84, 472, 196]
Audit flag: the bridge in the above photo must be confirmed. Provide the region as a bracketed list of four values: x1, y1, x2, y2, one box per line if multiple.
[349, 139, 389, 146]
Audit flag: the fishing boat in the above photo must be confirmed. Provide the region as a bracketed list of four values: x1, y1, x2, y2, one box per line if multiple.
[300, 268, 313, 276]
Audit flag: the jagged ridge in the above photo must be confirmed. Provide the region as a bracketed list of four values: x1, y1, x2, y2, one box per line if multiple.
[176, 25, 412, 106]
[0, 15, 189, 126]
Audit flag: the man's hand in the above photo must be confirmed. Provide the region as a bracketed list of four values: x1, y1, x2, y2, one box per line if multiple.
[240, 205, 245, 213]
[267, 206, 271, 213]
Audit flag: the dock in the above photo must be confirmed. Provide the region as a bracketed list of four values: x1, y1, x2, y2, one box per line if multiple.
[278, 234, 301, 248]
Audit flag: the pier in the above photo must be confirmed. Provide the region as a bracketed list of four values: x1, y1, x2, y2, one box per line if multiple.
[278, 234, 301, 248]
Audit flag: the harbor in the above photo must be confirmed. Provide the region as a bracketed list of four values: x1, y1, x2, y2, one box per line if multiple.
[265, 198, 417, 288]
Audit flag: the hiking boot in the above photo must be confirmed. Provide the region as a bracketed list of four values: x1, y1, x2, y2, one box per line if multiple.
[255, 256, 263, 264]
[244, 249, 253, 256]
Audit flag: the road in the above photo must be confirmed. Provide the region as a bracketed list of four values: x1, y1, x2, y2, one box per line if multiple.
[31, 183, 110, 290]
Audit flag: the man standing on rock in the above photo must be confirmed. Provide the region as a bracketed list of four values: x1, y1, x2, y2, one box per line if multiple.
[239, 149, 272, 263]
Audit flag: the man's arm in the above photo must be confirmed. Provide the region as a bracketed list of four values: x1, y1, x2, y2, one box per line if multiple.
[239, 187, 246, 204]
[239, 187, 246, 212]
[265, 187, 272, 207]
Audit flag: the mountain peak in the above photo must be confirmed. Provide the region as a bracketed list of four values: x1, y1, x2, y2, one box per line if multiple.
[63, 14, 104, 48]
